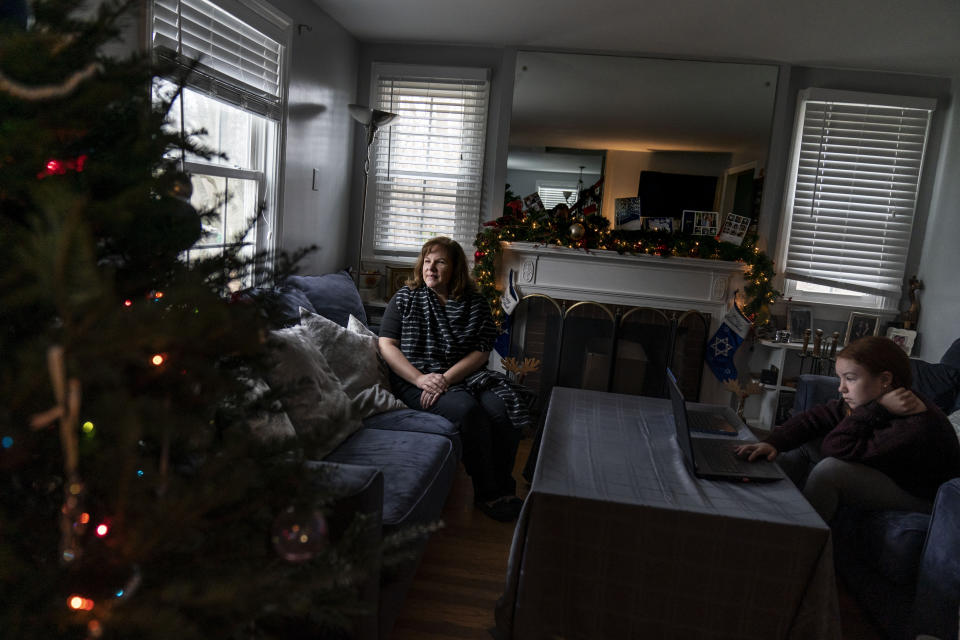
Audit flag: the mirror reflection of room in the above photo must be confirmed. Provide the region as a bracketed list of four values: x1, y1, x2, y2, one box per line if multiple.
[507, 51, 778, 228]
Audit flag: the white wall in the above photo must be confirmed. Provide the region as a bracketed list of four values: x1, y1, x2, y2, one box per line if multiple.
[916, 76, 960, 360]
[269, 0, 358, 276]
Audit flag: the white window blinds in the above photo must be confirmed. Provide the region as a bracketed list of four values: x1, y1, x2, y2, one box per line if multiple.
[537, 185, 578, 210]
[781, 89, 935, 298]
[152, 0, 283, 119]
[370, 64, 490, 255]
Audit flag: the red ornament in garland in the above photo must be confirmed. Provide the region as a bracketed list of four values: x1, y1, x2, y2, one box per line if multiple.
[475, 250, 486, 261]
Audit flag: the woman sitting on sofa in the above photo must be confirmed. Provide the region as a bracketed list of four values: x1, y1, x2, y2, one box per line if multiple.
[736, 336, 960, 522]
[378, 237, 529, 522]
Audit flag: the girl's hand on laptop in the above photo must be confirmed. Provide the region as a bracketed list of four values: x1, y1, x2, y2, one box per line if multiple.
[734, 442, 778, 462]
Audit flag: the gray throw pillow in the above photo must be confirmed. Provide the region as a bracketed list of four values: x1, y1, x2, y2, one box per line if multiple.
[948, 409, 960, 445]
[299, 308, 406, 417]
[265, 324, 362, 459]
[243, 378, 299, 446]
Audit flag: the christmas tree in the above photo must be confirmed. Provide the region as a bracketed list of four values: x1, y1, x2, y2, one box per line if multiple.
[0, 1, 375, 637]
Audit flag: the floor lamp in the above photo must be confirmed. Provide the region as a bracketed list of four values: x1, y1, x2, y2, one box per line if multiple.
[349, 104, 398, 284]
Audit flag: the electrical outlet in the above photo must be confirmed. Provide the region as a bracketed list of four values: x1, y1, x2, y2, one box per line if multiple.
[312, 168, 320, 191]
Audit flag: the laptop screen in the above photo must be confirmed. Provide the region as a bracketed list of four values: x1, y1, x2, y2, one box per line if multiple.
[666, 368, 696, 467]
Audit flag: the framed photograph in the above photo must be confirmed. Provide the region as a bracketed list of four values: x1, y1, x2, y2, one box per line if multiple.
[646, 217, 673, 232]
[787, 305, 813, 337]
[716, 213, 751, 246]
[681, 209, 697, 234]
[522, 192, 544, 214]
[845, 312, 881, 345]
[385, 266, 414, 301]
[693, 210, 719, 236]
[886, 327, 918, 356]
[615, 197, 642, 228]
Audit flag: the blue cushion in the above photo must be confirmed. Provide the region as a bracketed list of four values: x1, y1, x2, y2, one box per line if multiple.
[853, 509, 931, 585]
[913, 479, 960, 639]
[325, 427, 454, 526]
[285, 271, 366, 327]
[274, 286, 316, 327]
[910, 359, 960, 414]
[940, 338, 960, 369]
[363, 408, 461, 459]
[362, 408, 458, 439]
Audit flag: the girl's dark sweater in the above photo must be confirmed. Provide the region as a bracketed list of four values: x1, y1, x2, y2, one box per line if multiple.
[765, 396, 960, 499]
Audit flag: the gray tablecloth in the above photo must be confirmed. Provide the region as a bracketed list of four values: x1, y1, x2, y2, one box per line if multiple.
[496, 387, 840, 640]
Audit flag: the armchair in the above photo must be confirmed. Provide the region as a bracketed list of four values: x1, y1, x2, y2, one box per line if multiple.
[789, 338, 960, 640]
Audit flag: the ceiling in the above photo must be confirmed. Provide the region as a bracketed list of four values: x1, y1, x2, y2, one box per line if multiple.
[311, 0, 960, 77]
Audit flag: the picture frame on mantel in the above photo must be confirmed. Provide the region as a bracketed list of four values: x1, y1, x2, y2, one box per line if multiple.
[845, 312, 881, 345]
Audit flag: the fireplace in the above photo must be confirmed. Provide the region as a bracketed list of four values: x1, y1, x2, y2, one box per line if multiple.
[497, 242, 746, 408]
[505, 296, 710, 420]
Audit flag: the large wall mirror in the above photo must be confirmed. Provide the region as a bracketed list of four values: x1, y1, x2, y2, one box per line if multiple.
[507, 51, 779, 223]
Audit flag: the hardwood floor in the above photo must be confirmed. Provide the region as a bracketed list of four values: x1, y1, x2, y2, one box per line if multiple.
[391, 437, 883, 640]
[391, 440, 531, 639]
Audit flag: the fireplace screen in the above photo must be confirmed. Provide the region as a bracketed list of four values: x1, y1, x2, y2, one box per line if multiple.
[505, 295, 710, 412]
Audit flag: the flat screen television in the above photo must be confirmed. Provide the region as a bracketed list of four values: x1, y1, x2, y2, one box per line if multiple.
[637, 171, 719, 220]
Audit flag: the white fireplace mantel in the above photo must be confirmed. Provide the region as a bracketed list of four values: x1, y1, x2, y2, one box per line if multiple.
[497, 242, 748, 404]
[498, 242, 746, 321]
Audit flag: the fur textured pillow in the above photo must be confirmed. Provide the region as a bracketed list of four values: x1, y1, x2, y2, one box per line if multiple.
[299, 308, 405, 417]
[243, 378, 299, 446]
[948, 409, 960, 445]
[265, 324, 362, 459]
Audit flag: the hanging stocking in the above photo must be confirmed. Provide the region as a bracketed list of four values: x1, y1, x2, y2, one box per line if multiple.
[705, 303, 751, 381]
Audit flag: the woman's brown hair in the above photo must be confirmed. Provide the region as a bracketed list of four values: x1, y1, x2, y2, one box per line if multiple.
[407, 236, 476, 300]
[837, 336, 912, 389]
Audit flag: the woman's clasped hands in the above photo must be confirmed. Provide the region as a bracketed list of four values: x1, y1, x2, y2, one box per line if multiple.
[417, 372, 448, 409]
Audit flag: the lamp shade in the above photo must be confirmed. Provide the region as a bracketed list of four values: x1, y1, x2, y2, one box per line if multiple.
[348, 104, 398, 129]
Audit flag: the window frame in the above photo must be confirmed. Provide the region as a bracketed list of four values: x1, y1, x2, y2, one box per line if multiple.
[775, 88, 936, 311]
[148, 0, 290, 278]
[361, 63, 491, 263]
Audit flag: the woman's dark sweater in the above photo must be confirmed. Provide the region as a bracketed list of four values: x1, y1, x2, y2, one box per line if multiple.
[765, 396, 960, 499]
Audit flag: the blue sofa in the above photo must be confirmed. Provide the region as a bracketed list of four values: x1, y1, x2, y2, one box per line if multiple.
[791, 338, 960, 640]
[266, 270, 461, 639]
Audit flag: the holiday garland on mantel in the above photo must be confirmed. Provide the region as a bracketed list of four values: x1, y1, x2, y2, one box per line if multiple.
[472, 192, 781, 329]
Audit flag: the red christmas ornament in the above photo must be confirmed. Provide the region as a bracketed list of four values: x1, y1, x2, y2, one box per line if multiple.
[38, 154, 87, 179]
[474, 250, 486, 261]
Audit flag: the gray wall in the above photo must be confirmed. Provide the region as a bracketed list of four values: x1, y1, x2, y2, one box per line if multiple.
[269, 0, 359, 276]
[349, 43, 516, 264]
[916, 76, 960, 359]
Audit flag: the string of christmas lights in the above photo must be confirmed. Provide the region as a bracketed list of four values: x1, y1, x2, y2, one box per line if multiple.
[472, 201, 781, 329]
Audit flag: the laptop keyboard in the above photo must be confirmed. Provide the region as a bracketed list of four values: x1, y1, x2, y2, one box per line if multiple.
[696, 440, 746, 474]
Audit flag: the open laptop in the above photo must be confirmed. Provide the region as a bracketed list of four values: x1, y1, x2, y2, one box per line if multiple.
[666, 369, 784, 482]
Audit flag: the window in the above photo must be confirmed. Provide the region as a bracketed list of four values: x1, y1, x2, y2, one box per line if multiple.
[537, 182, 579, 209]
[366, 64, 490, 258]
[151, 0, 287, 284]
[778, 88, 935, 309]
